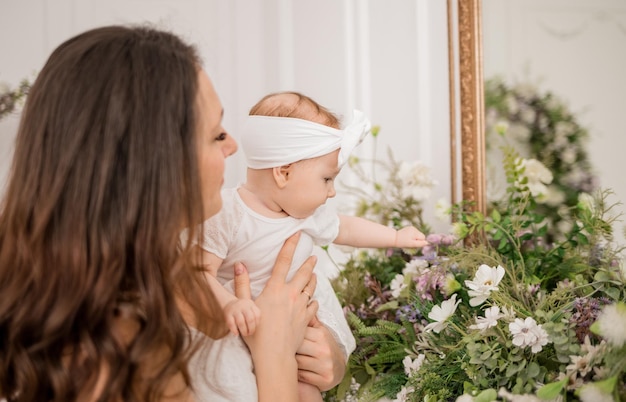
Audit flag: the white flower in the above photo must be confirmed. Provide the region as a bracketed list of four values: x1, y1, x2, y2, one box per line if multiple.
[509, 123, 531, 141]
[508, 317, 550, 353]
[520, 106, 536, 125]
[390, 274, 407, 298]
[393, 386, 415, 402]
[566, 354, 592, 377]
[530, 324, 550, 353]
[497, 388, 542, 402]
[424, 293, 460, 333]
[577, 192, 595, 213]
[456, 395, 474, 402]
[469, 305, 502, 331]
[594, 301, 626, 347]
[464, 264, 505, 306]
[403, 259, 429, 276]
[434, 198, 452, 222]
[402, 354, 425, 376]
[451, 222, 468, 238]
[397, 161, 437, 202]
[500, 305, 517, 320]
[561, 145, 577, 164]
[578, 383, 614, 402]
[542, 185, 566, 206]
[517, 158, 553, 197]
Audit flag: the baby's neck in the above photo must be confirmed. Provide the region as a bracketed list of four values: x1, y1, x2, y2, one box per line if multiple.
[238, 182, 288, 218]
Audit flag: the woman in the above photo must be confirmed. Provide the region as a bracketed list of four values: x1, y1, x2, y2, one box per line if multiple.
[0, 25, 344, 401]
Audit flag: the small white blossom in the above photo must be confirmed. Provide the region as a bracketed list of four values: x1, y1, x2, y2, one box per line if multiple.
[451, 222, 468, 238]
[500, 305, 517, 320]
[497, 388, 542, 402]
[578, 383, 614, 402]
[529, 324, 550, 353]
[402, 354, 425, 376]
[397, 161, 437, 202]
[469, 305, 502, 331]
[509, 123, 531, 141]
[390, 274, 407, 298]
[464, 264, 505, 306]
[542, 185, 566, 206]
[577, 193, 595, 213]
[566, 354, 592, 377]
[516, 158, 553, 197]
[455, 395, 474, 402]
[509, 317, 550, 353]
[424, 293, 460, 333]
[520, 106, 537, 125]
[403, 259, 429, 276]
[594, 301, 626, 347]
[434, 198, 452, 222]
[393, 386, 415, 402]
[560, 146, 577, 164]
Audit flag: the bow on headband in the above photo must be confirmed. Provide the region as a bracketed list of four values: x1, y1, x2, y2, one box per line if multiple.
[240, 109, 371, 169]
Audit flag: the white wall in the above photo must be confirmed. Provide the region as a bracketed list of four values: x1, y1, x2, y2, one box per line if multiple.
[0, 1, 451, 201]
[0, 0, 452, 274]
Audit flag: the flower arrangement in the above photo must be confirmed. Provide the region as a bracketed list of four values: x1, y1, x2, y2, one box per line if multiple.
[324, 143, 625, 402]
[484, 77, 599, 244]
[0, 79, 31, 121]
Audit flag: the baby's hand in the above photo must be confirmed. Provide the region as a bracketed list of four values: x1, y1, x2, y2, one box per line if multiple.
[395, 226, 429, 248]
[223, 298, 261, 337]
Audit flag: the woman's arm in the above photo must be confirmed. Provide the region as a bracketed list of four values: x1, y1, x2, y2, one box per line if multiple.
[234, 232, 319, 401]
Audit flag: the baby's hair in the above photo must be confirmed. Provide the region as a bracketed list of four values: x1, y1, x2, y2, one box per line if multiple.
[249, 91, 340, 129]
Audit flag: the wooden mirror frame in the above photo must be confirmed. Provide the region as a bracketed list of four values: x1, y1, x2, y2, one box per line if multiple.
[449, 0, 486, 215]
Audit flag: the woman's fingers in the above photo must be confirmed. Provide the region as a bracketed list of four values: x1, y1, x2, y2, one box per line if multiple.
[266, 232, 302, 286]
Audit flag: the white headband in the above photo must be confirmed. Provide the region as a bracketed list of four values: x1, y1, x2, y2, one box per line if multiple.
[240, 109, 371, 169]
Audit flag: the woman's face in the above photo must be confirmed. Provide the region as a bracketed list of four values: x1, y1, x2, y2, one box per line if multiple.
[196, 70, 238, 219]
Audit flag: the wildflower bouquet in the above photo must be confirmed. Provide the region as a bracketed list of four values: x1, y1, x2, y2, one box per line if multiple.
[325, 147, 626, 402]
[484, 77, 599, 243]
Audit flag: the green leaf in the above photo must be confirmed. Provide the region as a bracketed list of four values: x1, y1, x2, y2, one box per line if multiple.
[604, 286, 620, 301]
[491, 209, 501, 223]
[375, 300, 399, 312]
[505, 363, 519, 377]
[526, 362, 540, 378]
[474, 388, 498, 402]
[536, 377, 567, 399]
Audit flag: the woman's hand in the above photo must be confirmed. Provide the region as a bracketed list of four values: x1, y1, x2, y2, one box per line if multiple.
[233, 232, 319, 400]
[296, 316, 347, 391]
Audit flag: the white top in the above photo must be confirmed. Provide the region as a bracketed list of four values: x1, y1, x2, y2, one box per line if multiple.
[187, 187, 356, 401]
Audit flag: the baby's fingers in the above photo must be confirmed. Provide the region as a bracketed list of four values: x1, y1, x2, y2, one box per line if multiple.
[414, 239, 430, 248]
[240, 306, 261, 336]
[225, 314, 240, 337]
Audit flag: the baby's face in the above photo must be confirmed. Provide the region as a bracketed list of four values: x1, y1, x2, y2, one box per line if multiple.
[279, 150, 340, 219]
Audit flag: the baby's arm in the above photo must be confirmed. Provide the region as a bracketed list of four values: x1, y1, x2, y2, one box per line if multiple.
[334, 215, 429, 249]
[193, 247, 261, 336]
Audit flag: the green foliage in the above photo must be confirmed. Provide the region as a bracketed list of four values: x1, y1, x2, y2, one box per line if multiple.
[325, 144, 626, 401]
[0, 78, 31, 120]
[485, 77, 600, 244]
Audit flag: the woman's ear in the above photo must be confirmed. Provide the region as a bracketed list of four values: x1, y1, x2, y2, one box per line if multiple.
[272, 164, 292, 189]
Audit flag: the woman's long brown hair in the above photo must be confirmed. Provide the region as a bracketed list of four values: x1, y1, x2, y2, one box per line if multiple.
[0, 25, 224, 401]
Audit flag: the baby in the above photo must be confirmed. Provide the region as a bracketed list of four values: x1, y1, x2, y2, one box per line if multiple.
[193, 92, 429, 401]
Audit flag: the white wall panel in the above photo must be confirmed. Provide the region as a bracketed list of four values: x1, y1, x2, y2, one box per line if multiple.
[0, 1, 452, 245]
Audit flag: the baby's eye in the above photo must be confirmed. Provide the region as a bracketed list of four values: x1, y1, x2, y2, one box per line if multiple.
[324, 177, 333, 183]
[215, 132, 228, 141]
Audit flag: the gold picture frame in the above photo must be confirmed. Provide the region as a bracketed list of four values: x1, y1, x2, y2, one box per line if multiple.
[449, 0, 486, 215]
